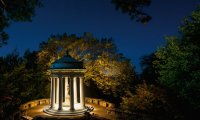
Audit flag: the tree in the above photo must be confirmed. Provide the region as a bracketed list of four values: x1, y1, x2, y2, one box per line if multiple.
[84, 52, 135, 97]
[0, 51, 22, 119]
[154, 6, 200, 116]
[120, 83, 173, 120]
[0, 50, 49, 119]
[0, 0, 42, 47]
[140, 53, 158, 84]
[38, 33, 136, 98]
[111, 0, 151, 23]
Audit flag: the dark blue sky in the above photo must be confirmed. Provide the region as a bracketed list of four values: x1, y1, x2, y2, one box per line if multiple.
[0, 0, 199, 73]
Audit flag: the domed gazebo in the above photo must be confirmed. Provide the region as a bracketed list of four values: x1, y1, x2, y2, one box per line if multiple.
[43, 52, 86, 116]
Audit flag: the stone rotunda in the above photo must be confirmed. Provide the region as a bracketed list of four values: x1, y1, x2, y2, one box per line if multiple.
[43, 52, 86, 116]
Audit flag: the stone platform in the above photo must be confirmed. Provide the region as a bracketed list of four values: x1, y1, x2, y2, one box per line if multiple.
[22, 103, 115, 120]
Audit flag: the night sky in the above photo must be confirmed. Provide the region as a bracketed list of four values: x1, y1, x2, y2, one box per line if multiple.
[0, 0, 199, 73]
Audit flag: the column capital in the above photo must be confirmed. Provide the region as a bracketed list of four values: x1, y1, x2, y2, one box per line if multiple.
[51, 74, 59, 77]
[67, 76, 73, 79]
[69, 76, 81, 79]
[79, 76, 84, 79]
[58, 74, 63, 78]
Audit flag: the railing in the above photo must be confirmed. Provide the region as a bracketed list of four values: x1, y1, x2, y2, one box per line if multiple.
[19, 99, 50, 111]
[85, 97, 115, 108]
[20, 98, 114, 110]
[85, 98, 143, 118]
[19, 98, 149, 119]
[19, 98, 119, 120]
[85, 97, 116, 116]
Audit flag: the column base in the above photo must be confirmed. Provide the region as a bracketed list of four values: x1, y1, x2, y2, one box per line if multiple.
[43, 106, 87, 116]
[70, 108, 75, 111]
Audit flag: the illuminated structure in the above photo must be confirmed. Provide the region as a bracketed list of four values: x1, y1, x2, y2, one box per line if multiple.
[43, 52, 86, 116]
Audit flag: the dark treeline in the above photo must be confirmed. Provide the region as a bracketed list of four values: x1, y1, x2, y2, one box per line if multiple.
[0, 50, 49, 119]
[137, 6, 200, 120]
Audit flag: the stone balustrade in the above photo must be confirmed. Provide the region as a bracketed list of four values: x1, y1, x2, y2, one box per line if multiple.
[19, 97, 115, 111]
[19, 98, 117, 120]
[85, 97, 115, 108]
[19, 99, 50, 111]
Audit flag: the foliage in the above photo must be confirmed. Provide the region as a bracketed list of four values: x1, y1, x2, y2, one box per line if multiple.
[112, 0, 151, 23]
[38, 33, 136, 98]
[0, 84, 20, 120]
[0, 0, 42, 47]
[140, 53, 158, 84]
[0, 50, 49, 119]
[84, 52, 135, 97]
[120, 83, 174, 120]
[154, 6, 200, 115]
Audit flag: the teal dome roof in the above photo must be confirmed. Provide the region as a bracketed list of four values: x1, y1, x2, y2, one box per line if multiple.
[50, 53, 83, 69]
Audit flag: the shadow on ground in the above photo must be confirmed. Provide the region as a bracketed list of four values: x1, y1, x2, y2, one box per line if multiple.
[32, 113, 109, 120]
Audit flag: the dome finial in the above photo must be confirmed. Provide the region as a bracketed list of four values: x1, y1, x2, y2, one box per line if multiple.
[65, 50, 69, 56]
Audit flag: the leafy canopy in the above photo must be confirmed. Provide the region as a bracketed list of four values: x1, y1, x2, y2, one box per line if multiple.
[112, 0, 151, 23]
[154, 6, 200, 110]
[0, 50, 49, 119]
[38, 33, 136, 97]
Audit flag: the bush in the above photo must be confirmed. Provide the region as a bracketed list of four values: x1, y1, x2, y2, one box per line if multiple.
[120, 83, 176, 120]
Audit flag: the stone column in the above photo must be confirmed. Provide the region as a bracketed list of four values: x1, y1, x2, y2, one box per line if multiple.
[50, 77, 55, 108]
[53, 77, 56, 106]
[65, 77, 69, 104]
[73, 77, 77, 104]
[63, 77, 65, 102]
[56, 77, 59, 104]
[80, 77, 85, 108]
[50, 77, 52, 107]
[58, 75, 63, 110]
[70, 77, 74, 110]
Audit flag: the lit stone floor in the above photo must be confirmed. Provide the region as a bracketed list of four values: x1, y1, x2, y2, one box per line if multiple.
[23, 103, 115, 120]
